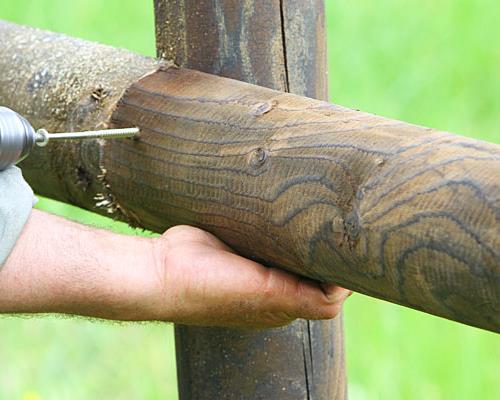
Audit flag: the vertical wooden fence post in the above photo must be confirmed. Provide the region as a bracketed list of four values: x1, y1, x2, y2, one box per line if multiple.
[154, 1, 346, 398]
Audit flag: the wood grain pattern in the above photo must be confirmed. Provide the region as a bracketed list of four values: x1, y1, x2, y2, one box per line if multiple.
[154, 0, 287, 90]
[154, 0, 327, 100]
[154, 2, 345, 399]
[1, 22, 498, 333]
[108, 67, 500, 333]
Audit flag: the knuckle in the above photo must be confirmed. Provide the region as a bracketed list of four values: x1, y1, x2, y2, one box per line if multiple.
[262, 268, 287, 297]
[164, 225, 219, 246]
[164, 224, 196, 238]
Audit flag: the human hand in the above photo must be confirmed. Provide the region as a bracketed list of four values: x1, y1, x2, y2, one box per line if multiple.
[0, 211, 351, 329]
[148, 226, 351, 328]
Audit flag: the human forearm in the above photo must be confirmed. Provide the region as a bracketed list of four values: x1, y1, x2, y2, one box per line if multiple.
[0, 209, 159, 319]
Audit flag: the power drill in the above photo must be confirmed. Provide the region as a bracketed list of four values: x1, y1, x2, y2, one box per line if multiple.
[0, 106, 139, 171]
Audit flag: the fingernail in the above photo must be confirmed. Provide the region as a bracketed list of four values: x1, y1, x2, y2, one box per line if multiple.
[338, 288, 352, 302]
[322, 285, 350, 303]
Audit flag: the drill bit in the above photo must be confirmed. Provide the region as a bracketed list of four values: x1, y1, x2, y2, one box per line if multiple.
[35, 127, 140, 147]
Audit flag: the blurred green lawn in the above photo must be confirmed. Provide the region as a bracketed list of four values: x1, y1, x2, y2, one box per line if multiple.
[1, 1, 499, 399]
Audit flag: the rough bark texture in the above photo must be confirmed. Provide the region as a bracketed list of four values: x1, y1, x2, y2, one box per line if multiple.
[154, 1, 345, 399]
[0, 21, 160, 219]
[1, 22, 499, 335]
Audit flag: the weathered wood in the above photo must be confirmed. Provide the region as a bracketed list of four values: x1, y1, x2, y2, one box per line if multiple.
[154, 1, 345, 399]
[0, 21, 160, 212]
[1, 22, 499, 333]
[110, 68, 500, 333]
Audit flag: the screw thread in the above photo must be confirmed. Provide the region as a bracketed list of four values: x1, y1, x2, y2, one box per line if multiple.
[47, 127, 140, 141]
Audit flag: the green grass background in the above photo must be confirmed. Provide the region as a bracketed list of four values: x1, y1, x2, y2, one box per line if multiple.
[0, 1, 499, 399]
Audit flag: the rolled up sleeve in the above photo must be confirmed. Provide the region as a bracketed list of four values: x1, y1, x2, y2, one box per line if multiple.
[0, 166, 36, 268]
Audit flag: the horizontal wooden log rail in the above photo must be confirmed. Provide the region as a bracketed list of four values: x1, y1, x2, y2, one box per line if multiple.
[1, 21, 499, 332]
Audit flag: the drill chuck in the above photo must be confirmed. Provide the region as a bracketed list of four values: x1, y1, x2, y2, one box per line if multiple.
[0, 106, 139, 171]
[0, 107, 36, 171]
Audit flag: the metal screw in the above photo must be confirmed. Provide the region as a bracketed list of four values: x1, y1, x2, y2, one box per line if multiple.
[0, 106, 141, 171]
[35, 127, 140, 147]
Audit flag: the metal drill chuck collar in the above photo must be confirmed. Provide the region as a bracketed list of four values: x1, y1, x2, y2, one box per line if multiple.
[0, 106, 35, 171]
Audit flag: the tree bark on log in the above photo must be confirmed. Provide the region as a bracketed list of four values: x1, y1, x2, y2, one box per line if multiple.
[1, 21, 499, 334]
[154, 1, 346, 399]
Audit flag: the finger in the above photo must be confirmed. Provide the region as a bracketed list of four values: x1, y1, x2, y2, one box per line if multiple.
[319, 284, 353, 304]
[287, 281, 351, 320]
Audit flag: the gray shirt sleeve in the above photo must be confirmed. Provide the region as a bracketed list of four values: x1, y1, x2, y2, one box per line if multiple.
[0, 166, 36, 268]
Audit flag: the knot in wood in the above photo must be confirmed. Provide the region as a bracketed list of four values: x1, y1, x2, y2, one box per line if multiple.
[344, 211, 361, 249]
[250, 100, 277, 116]
[91, 84, 110, 103]
[248, 147, 267, 168]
